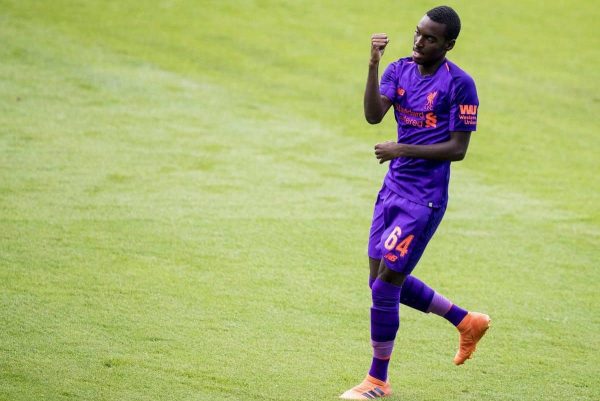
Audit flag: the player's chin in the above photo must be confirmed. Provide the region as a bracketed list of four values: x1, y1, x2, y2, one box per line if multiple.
[412, 51, 425, 64]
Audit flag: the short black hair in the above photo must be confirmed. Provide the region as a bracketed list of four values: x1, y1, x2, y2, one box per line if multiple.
[426, 5, 461, 41]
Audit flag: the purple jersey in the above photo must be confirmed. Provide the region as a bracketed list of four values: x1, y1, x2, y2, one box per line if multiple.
[379, 57, 479, 208]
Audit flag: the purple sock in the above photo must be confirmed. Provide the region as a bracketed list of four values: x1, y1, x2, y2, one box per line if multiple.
[427, 290, 453, 316]
[399, 275, 434, 312]
[443, 304, 468, 327]
[369, 357, 390, 382]
[399, 276, 468, 327]
[369, 278, 401, 382]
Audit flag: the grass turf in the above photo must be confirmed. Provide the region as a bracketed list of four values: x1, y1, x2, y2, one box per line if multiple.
[1, 1, 598, 400]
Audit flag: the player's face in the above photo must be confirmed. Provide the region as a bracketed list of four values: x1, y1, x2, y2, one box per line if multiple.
[412, 15, 455, 66]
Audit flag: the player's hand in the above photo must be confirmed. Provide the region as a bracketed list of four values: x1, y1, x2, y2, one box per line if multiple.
[375, 141, 401, 164]
[370, 33, 389, 64]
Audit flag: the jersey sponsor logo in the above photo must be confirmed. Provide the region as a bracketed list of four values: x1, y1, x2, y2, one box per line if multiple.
[395, 104, 437, 129]
[397, 87, 406, 96]
[396, 105, 422, 118]
[459, 104, 478, 115]
[458, 104, 478, 125]
[424, 91, 438, 111]
[425, 112, 437, 128]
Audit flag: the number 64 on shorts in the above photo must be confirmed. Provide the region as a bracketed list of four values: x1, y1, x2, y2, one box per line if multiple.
[384, 226, 414, 257]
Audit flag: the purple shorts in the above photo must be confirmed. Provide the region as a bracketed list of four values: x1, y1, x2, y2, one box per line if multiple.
[368, 185, 446, 275]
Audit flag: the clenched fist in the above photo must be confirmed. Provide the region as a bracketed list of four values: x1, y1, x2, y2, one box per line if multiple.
[374, 141, 401, 163]
[370, 33, 389, 64]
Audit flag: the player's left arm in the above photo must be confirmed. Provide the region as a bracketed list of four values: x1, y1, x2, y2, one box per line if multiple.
[374, 131, 471, 163]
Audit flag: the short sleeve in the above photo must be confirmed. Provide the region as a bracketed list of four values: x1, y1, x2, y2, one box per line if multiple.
[379, 62, 398, 102]
[449, 75, 479, 131]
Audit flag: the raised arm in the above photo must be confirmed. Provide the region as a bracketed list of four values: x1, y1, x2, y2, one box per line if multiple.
[374, 131, 472, 163]
[364, 33, 393, 124]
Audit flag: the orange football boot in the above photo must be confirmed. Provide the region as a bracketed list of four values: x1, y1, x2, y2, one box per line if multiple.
[453, 312, 491, 365]
[340, 375, 392, 399]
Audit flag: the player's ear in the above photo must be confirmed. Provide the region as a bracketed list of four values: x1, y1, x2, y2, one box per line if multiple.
[445, 39, 456, 51]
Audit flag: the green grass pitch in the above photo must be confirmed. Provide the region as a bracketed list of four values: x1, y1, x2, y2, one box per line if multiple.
[1, 1, 598, 400]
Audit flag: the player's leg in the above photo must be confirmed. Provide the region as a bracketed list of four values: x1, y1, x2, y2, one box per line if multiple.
[371, 256, 462, 316]
[368, 196, 490, 366]
[396, 270, 468, 326]
[401, 203, 490, 365]
[342, 194, 433, 399]
[369, 260, 405, 382]
[341, 262, 402, 400]
[398, 273, 490, 364]
[371, 256, 470, 326]
[368, 189, 469, 324]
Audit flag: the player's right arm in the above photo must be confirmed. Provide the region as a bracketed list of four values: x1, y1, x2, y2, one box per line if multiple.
[364, 33, 393, 124]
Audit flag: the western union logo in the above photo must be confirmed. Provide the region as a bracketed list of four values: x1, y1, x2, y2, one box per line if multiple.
[459, 105, 478, 115]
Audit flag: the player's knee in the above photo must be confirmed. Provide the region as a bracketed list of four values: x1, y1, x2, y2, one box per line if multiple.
[377, 265, 407, 287]
[372, 277, 402, 311]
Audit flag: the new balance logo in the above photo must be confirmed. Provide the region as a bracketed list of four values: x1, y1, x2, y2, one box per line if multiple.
[384, 253, 398, 263]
